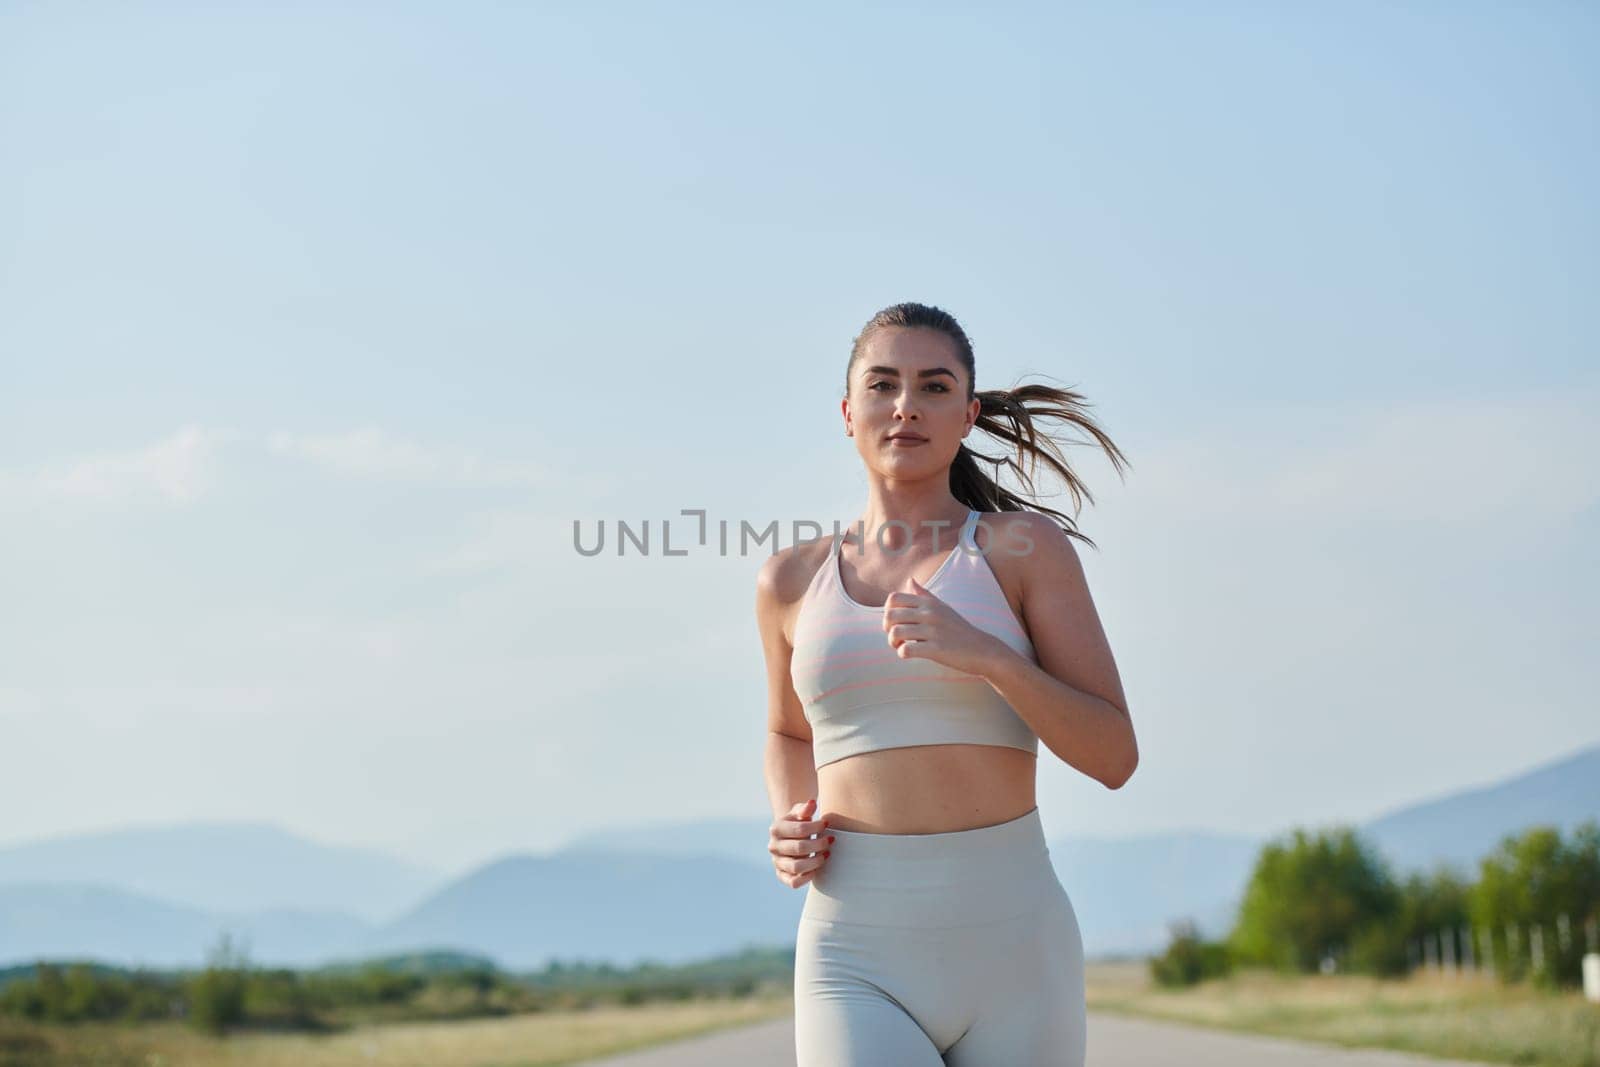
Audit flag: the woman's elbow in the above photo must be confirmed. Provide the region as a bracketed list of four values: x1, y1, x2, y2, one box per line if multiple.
[1105, 727, 1138, 789]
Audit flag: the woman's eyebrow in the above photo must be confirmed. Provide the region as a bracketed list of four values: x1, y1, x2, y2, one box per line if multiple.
[863, 365, 957, 380]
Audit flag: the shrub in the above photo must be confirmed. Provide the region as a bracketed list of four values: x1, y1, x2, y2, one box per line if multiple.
[1150, 918, 1233, 988]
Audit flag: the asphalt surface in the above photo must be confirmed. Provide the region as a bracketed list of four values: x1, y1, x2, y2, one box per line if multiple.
[579, 1010, 1492, 1065]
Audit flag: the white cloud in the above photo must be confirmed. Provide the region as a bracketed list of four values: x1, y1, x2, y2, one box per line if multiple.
[27, 425, 235, 503]
[265, 427, 547, 488]
[0, 424, 557, 509]
[1120, 386, 1600, 527]
[1268, 390, 1599, 523]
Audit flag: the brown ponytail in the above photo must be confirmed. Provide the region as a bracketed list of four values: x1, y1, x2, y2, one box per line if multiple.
[848, 302, 1131, 551]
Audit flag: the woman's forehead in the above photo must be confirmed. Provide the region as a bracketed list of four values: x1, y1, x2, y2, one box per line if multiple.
[863, 325, 957, 361]
[857, 337, 963, 389]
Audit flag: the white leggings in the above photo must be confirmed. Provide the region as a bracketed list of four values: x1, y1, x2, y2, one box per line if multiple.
[793, 806, 1086, 1066]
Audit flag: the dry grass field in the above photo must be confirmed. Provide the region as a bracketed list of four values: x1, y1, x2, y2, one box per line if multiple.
[0, 991, 794, 1067]
[1085, 959, 1600, 1066]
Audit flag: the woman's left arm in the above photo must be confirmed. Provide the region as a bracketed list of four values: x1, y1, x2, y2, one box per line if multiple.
[978, 513, 1137, 789]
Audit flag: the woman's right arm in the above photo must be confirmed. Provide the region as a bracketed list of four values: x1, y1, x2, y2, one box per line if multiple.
[756, 550, 832, 888]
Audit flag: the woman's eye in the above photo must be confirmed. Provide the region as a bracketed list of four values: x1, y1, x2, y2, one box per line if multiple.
[868, 381, 947, 392]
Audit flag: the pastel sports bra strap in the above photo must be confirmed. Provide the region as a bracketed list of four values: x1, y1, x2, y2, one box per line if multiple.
[959, 507, 979, 548]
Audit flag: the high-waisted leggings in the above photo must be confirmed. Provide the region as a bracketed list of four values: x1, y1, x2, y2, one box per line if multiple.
[793, 806, 1086, 1066]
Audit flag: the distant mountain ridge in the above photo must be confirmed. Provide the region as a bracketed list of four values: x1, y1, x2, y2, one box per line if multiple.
[0, 821, 441, 925]
[2, 742, 1595, 970]
[1360, 744, 1600, 875]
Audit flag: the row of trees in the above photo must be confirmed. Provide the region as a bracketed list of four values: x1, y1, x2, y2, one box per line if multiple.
[1153, 819, 1600, 989]
[0, 934, 525, 1034]
[0, 935, 791, 1034]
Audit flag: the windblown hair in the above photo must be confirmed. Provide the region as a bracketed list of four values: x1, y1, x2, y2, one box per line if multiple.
[847, 301, 1130, 550]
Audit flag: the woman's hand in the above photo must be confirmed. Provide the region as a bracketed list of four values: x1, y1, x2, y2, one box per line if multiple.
[769, 796, 833, 889]
[882, 575, 1007, 676]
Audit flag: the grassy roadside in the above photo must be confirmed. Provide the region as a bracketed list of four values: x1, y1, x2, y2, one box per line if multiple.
[0, 990, 795, 1067]
[1084, 960, 1600, 1067]
[11, 963, 1598, 1066]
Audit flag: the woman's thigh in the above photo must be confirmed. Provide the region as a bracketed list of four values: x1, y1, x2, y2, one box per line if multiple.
[793, 916, 946, 1067]
[943, 884, 1087, 1067]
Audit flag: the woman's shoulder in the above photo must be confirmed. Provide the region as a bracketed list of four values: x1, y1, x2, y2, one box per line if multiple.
[754, 532, 836, 618]
[971, 509, 1082, 597]
[971, 508, 1065, 552]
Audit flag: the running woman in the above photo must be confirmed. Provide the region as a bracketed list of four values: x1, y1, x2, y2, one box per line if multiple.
[755, 301, 1137, 1065]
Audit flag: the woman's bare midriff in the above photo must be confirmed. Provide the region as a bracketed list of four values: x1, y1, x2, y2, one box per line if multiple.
[816, 743, 1038, 835]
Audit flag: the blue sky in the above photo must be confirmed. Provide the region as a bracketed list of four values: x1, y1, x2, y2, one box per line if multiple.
[2, 2, 1596, 876]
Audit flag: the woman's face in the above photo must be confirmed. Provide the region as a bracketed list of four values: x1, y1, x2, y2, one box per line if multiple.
[843, 327, 980, 478]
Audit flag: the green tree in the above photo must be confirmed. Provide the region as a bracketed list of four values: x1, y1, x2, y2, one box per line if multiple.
[1350, 864, 1471, 976]
[1150, 918, 1233, 987]
[187, 931, 251, 1035]
[1229, 825, 1399, 973]
[1471, 820, 1600, 988]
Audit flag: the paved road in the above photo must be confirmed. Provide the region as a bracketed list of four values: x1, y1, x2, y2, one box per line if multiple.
[580, 1011, 1490, 1065]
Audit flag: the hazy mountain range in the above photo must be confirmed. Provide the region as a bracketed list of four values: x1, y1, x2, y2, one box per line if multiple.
[2, 743, 1595, 972]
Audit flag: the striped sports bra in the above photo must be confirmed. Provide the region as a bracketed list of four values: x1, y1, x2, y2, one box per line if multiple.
[789, 508, 1041, 769]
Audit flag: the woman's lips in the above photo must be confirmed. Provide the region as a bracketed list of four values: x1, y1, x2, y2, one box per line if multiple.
[887, 436, 927, 446]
